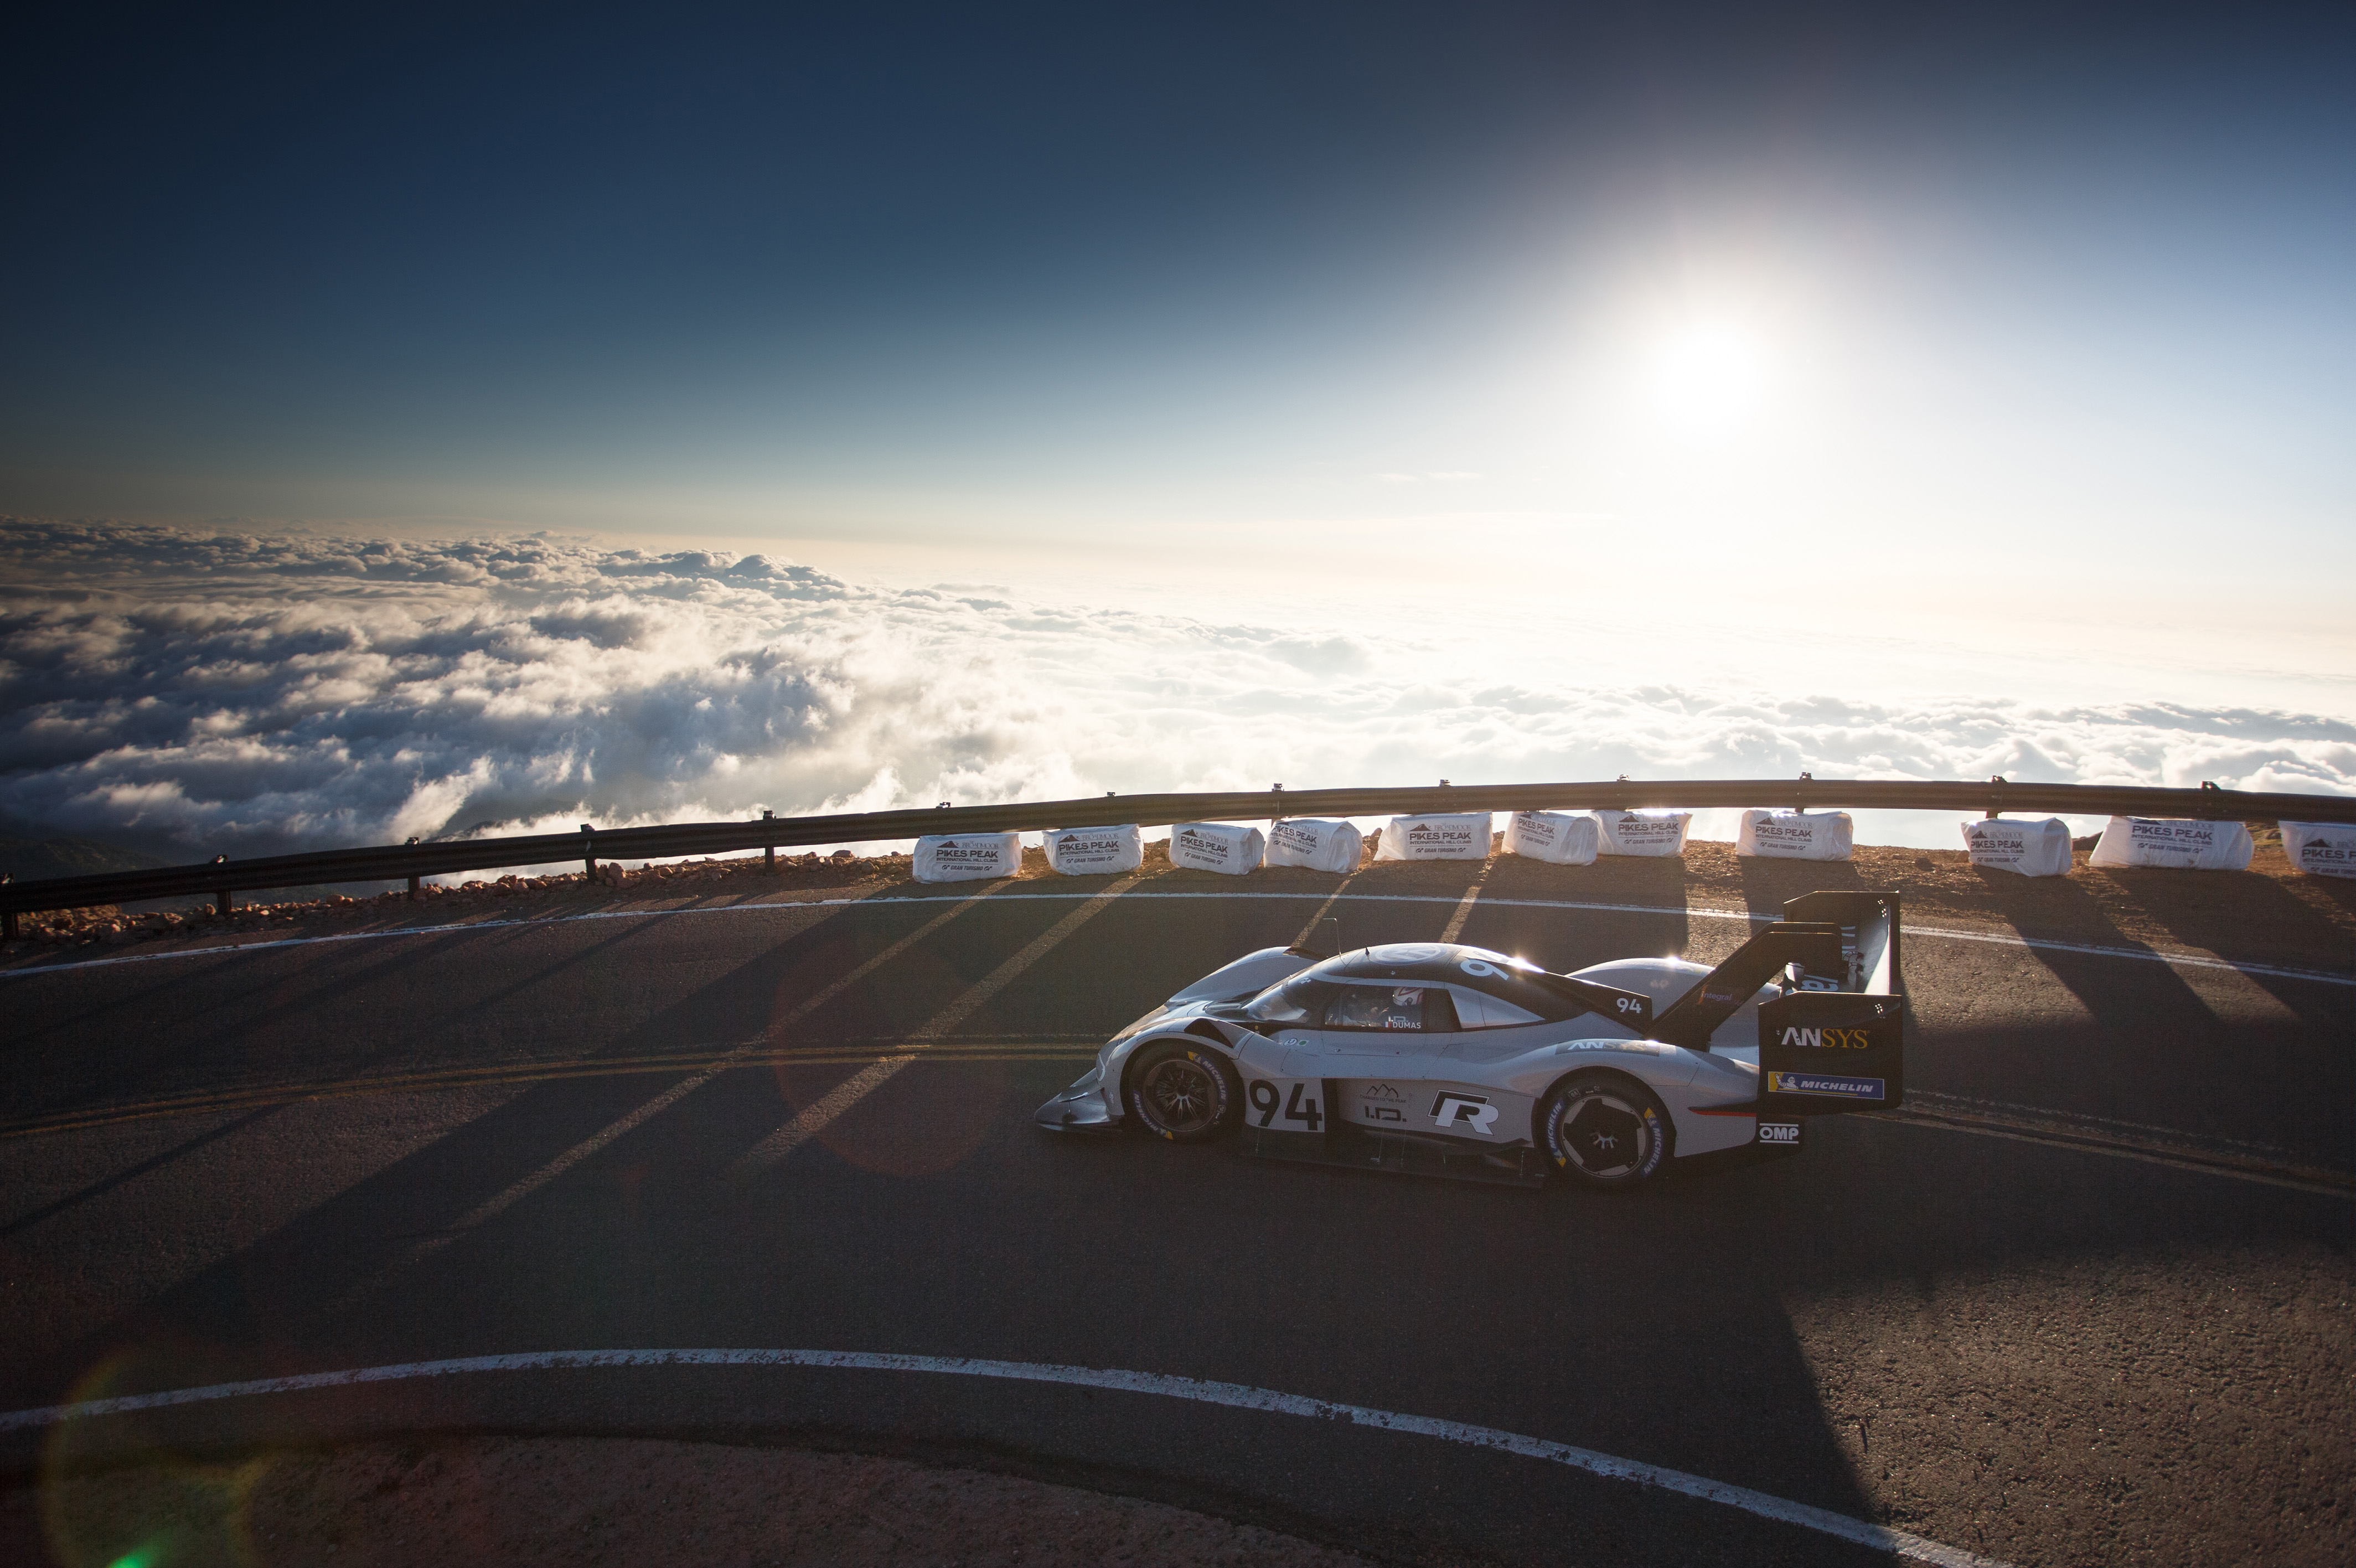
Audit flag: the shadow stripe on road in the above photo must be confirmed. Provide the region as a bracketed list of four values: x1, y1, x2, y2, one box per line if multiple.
[9, 889, 2348, 987]
[10, 1044, 2345, 1198]
[0, 1043, 1100, 1142]
[0, 1347, 2011, 1568]
[732, 876, 1140, 1173]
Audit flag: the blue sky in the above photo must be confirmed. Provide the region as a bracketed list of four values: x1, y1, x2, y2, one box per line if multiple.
[5, 3, 2349, 575]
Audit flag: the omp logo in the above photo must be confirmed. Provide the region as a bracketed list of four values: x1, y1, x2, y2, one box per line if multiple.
[1778, 1026, 1873, 1050]
[1429, 1093, 1500, 1136]
[1758, 1122, 1801, 1145]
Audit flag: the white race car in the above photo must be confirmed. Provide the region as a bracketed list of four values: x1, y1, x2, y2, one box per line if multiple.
[1036, 892, 1903, 1188]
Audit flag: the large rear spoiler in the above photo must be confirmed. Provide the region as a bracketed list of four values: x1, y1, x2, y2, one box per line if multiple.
[1652, 891, 1904, 1115]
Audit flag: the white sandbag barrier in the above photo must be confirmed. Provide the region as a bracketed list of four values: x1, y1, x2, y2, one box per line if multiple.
[1737, 809, 1855, 861]
[1960, 816, 2074, 877]
[2088, 816, 2253, 871]
[1375, 813, 1492, 861]
[1504, 810, 1599, 866]
[1169, 821, 1265, 874]
[912, 831, 1023, 883]
[1593, 809, 1692, 857]
[2281, 821, 2356, 878]
[1265, 817, 1363, 873]
[1044, 824, 1143, 876]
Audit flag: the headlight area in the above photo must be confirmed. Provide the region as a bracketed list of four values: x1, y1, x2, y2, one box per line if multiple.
[1105, 1006, 1167, 1048]
[1092, 1007, 1169, 1073]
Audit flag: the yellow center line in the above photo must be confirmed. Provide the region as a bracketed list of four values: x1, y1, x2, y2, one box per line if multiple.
[0, 1044, 1103, 1142]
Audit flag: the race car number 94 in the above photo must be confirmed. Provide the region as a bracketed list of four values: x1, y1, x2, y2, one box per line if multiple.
[1247, 1078, 1323, 1132]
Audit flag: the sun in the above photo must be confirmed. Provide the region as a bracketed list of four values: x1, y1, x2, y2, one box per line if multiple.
[1648, 321, 1765, 434]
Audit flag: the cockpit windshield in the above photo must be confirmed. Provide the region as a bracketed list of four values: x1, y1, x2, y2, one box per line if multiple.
[1243, 972, 1337, 1023]
[1248, 946, 1590, 1026]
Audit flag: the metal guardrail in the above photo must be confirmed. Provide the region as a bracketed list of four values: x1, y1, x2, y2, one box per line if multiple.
[3, 776, 2352, 928]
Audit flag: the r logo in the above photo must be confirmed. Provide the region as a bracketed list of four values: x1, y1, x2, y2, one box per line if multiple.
[1429, 1093, 1500, 1136]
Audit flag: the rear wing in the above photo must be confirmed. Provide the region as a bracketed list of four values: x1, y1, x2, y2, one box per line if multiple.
[1653, 891, 1904, 1115]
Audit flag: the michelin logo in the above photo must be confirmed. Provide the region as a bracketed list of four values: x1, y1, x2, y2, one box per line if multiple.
[1766, 1072, 1884, 1100]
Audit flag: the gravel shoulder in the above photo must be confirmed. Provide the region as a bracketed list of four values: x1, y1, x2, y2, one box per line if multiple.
[1, 1436, 1390, 1568]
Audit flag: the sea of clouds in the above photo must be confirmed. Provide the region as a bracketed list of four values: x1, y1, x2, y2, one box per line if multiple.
[2, 518, 2351, 861]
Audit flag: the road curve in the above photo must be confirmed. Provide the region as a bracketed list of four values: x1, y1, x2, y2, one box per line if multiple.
[1, 879, 2348, 1566]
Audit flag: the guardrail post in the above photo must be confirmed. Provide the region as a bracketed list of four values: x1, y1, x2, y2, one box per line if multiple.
[1986, 774, 2006, 819]
[3, 874, 15, 941]
[580, 824, 597, 881]
[762, 809, 776, 872]
[211, 854, 232, 915]
[405, 836, 422, 901]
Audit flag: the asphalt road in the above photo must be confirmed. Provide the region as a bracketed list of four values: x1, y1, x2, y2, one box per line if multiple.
[1, 876, 2349, 1567]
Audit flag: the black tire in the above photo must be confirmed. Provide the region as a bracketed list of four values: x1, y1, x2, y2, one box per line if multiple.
[1539, 1072, 1672, 1190]
[1126, 1041, 1240, 1142]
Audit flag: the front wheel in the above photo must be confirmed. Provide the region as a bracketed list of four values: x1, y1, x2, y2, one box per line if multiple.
[1540, 1072, 1671, 1190]
[1126, 1041, 1240, 1142]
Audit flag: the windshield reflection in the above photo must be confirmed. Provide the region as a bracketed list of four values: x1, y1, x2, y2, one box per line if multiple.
[1244, 972, 1336, 1023]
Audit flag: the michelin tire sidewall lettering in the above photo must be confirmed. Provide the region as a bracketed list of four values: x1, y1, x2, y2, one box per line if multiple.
[1125, 1043, 1237, 1142]
[1541, 1074, 1670, 1190]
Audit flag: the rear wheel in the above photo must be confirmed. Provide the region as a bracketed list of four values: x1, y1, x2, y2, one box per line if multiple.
[1127, 1041, 1239, 1142]
[1541, 1072, 1671, 1189]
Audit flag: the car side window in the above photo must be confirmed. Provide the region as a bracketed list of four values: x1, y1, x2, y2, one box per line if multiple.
[1325, 985, 1459, 1032]
[1451, 988, 1546, 1029]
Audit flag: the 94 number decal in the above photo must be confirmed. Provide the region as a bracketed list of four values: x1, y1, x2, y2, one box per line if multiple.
[1246, 1079, 1323, 1132]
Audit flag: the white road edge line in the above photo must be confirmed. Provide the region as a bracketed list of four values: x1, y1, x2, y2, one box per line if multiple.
[6, 889, 2348, 988]
[0, 1348, 2008, 1567]
[731, 878, 1140, 1173]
